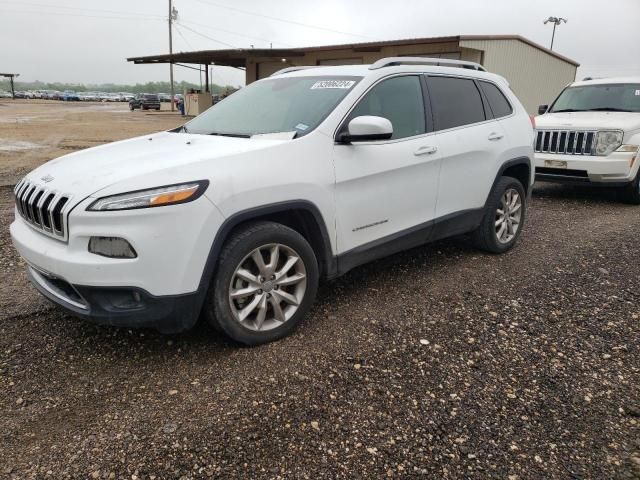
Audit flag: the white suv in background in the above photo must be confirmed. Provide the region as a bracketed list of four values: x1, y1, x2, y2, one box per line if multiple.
[535, 77, 640, 203]
[11, 58, 534, 345]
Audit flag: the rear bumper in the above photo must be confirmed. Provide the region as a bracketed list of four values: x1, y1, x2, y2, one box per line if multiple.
[27, 265, 201, 333]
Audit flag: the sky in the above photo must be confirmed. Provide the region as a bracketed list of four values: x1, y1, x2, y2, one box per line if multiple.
[1, 0, 639, 88]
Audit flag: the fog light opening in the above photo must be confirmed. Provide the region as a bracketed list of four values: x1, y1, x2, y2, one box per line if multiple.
[89, 237, 137, 259]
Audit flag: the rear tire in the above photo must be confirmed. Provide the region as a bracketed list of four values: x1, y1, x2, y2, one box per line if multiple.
[205, 222, 319, 346]
[473, 176, 526, 253]
[619, 171, 640, 205]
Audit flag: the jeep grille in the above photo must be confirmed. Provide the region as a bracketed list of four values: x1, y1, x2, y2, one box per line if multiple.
[13, 178, 71, 241]
[535, 130, 596, 156]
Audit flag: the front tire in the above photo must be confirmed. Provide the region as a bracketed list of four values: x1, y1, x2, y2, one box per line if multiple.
[473, 176, 526, 253]
[619, 171, 640, 205]
[205, 222, 319, 346]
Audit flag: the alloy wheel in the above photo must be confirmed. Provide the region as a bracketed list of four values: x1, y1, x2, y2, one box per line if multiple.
[228, 243, 307, 331]
[495, 188, 522, 244]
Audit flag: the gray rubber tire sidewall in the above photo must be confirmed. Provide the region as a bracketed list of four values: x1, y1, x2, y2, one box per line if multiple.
[207, 222, 319, 346]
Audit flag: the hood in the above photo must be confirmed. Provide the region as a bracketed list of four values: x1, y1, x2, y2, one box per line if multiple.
[24, 131, 289, 200]
[536, 111, 640, 131]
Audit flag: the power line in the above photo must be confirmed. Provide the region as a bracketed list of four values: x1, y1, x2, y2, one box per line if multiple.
[175, 22, 237, 49]
[174, 23, 196, 51]
[191, 0, 372, 40]
[179, 17, 293, 47]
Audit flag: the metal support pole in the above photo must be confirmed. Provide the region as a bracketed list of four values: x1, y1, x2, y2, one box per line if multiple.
[205, 66, 209, 93]
[550, 23, 557, 50]
[169, 0, 175, 111]
[10, 75, 15, 99]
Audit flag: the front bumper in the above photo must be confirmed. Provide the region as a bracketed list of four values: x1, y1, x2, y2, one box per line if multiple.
[26, 265, 201, 333]
[534, 151, 638, 186]
[10, 195, 224, 332]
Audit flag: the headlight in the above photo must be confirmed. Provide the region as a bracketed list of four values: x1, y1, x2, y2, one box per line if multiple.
[87, 181, 208, 211]
[593, 131, 623, 156]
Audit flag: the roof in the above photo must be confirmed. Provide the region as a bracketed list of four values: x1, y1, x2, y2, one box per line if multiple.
[571, 76, 640, 87]
[127, 34, 579, 68]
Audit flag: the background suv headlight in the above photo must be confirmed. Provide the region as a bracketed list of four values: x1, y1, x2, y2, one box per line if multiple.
[593, 131, 623, 156]
[87, 181, 209, 211]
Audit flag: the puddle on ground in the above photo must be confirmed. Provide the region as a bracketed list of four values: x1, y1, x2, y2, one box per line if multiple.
[0, 139, 44, 152]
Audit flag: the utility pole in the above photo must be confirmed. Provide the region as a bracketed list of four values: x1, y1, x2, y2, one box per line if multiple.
[168, 0, 177, 111]
[544, 16, 567, 51]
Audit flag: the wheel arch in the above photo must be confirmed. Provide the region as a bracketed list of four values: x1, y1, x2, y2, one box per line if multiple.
[488, 157, 532, 203]
[198, 200, 336, 296]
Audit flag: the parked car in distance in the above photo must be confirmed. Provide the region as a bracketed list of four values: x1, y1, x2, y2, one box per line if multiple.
[10, 58, 534, 345]
[535, 77, 640, 203]
[62, 90, 80, 101]
[119, 92, 135, 102]
[0, 90, 12, 98]
[158, 93, 171, 102]
[129, 93, 161, 111]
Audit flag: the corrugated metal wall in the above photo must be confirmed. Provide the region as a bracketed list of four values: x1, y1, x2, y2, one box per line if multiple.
[460, 39, 577, 113]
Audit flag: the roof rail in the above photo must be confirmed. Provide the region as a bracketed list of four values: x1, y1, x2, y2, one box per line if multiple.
[270, 66, 320, 77]
[369, 57, 486, 72]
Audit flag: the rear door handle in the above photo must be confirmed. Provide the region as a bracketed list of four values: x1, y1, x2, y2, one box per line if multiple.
[488, 132, 504, 141]
[414, 145, 438, 156]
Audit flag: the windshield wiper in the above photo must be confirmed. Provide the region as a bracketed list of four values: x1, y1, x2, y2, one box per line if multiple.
[585, 107, 632, 112]
[208, 132, 250, 138]
[551, 109, 583, 113]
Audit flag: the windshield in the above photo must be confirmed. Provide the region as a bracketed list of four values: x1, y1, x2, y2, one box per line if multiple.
[550, 83, 640, 113]
[184, 75, 361, 137]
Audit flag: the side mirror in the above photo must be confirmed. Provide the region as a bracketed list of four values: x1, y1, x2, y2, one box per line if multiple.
[338, 116, 393, 143]
[538, 104, 549, 115]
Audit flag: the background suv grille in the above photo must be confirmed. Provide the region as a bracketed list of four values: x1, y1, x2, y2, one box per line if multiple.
[535, 130, 596, 156]
[13, 179, 71, 241]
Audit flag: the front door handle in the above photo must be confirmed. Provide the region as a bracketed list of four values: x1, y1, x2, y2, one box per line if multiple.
[414, 145, 438, 156]
[488, 132, 504, 141]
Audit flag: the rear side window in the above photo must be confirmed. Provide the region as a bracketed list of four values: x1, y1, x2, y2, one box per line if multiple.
[427, 76, 486, 130]
[347, 75, 426, 140]
[479, 81, 513, 118]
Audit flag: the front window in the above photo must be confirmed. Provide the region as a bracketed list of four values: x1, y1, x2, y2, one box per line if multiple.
[184, 75, 361, 138]
[550, 84, 640, 113]
[346, 75, 426, 140]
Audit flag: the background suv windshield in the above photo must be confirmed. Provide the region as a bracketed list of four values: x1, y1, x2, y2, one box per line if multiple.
[185, 75, 361, 137]
[550, 83, 640, 113]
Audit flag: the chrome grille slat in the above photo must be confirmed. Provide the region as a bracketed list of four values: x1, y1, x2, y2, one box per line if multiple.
[534, 129, 597, 156]
[12, 178, 71, 242]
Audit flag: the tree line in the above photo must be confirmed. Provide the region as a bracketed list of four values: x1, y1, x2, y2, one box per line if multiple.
[0, 79, 237, 94]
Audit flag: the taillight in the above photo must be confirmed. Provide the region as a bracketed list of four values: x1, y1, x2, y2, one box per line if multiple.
[529, 115, 536, 129]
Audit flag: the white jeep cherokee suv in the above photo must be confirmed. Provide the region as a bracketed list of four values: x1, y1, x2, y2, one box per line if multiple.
[11, 58, 534, 345]
[535, 77, 640, 203]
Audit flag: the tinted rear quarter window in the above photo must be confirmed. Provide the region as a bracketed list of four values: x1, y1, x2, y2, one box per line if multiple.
[479, 81, 513, 118]
[428, 76, 485, 130]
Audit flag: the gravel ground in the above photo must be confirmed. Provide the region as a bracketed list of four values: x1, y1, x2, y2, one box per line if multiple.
[0, 103, 639, 479]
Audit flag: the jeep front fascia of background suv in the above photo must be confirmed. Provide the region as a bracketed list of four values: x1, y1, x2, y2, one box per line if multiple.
[11, 57, 534, 345]
[535, 77, 640, 203]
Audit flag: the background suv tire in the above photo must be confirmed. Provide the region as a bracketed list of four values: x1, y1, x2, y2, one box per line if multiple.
[619, 171, 640, 205]
[473, 176, 526, 254]
[205, 222, 319, 345]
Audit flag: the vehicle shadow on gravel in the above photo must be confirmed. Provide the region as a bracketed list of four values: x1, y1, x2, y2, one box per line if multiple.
[533, 181, 623, 204]
[43, 233, 477, 354]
